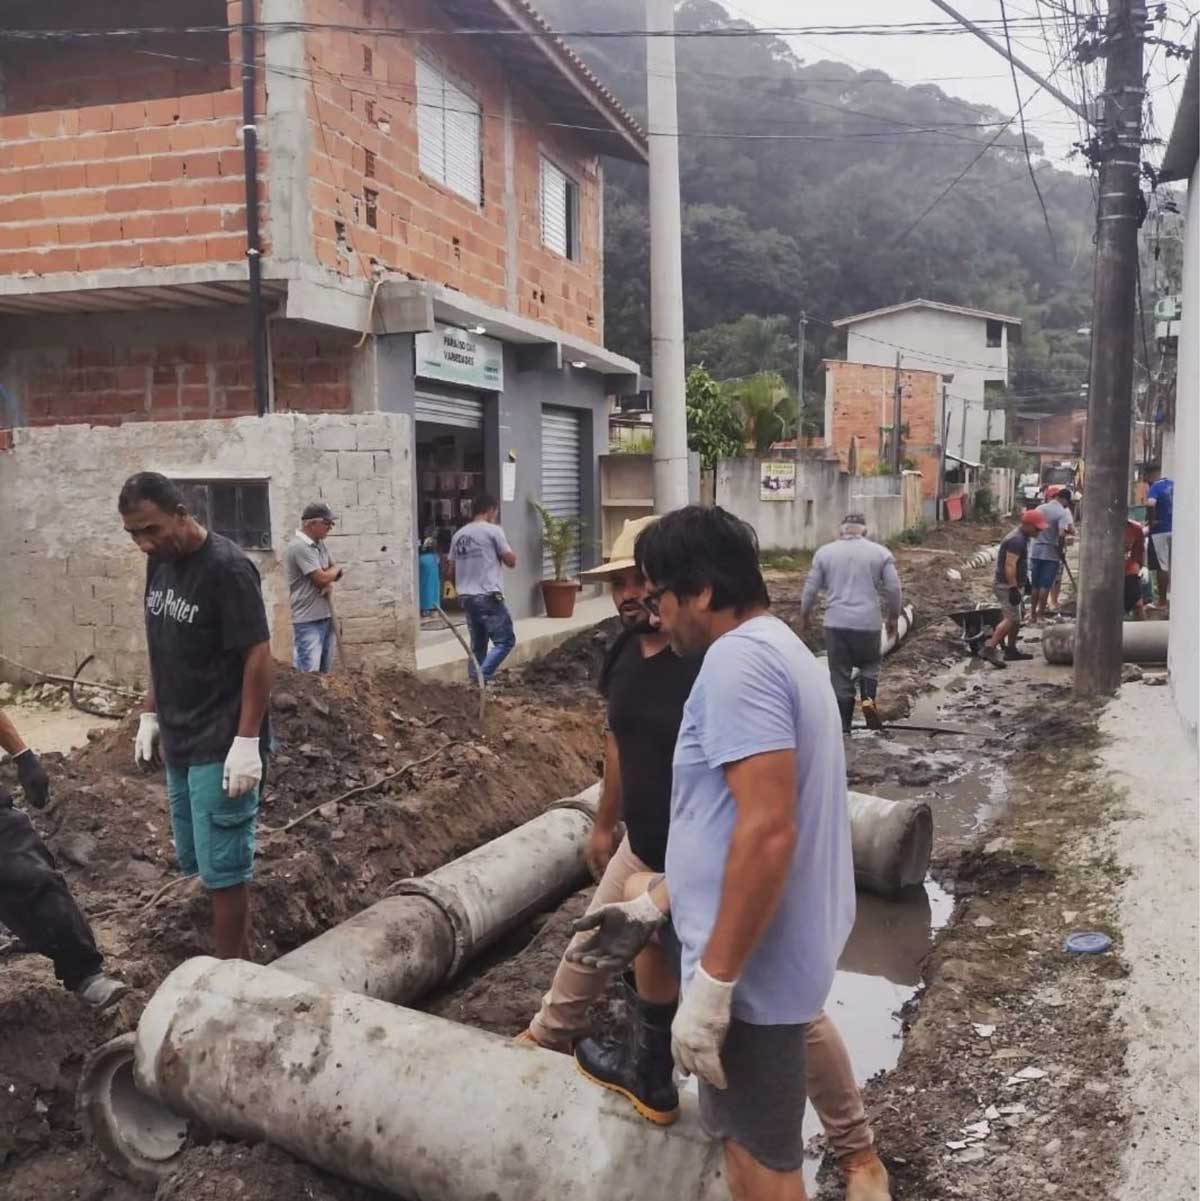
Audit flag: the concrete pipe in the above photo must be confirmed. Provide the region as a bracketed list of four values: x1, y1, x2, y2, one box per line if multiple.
[880, 603, 916, 657]
[1042, 621, 1169, 665]
[131, 957, 732, 1201]
[964, 545, 999, 570]
[847, 791, 932, 896]
[272, 783, 599, 997]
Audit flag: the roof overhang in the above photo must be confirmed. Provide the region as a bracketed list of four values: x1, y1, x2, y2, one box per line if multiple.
[1159, 36, 1198, 184]
[432, 0, 648, 164]
[945, 452, 983, 468]
[834, 299, 1023, 328]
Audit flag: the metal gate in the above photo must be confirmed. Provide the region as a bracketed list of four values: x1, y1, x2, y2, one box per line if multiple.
[415, 392, 484, 429]
[540, 407, 582, 579]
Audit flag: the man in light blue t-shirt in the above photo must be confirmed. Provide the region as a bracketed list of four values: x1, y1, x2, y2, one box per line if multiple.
[568, 506, 859, 1199]
[448, 493, 517, 683]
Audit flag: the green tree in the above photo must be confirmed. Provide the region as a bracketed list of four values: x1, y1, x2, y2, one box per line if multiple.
[722, 372, 796, 453]
[686, 314, 796, 381]
[686, 365, 743, 469]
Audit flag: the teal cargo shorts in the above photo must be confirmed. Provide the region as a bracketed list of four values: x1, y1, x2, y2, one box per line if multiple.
[164, 760, 262, 891]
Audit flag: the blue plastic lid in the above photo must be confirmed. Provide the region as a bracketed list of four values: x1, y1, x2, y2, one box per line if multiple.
[1064, 931, 1112, 955]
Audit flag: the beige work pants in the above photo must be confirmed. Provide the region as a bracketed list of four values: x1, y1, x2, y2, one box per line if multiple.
[527, 833, 874, 1159]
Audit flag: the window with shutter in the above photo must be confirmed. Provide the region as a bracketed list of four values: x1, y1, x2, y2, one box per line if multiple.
[415, 57, 482, 206]
[540, 157, 579, 260]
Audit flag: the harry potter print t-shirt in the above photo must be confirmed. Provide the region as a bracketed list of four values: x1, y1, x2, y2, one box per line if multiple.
[144, 532, 271, 767]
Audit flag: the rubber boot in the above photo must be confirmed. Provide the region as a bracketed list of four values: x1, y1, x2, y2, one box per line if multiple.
[837, 696, 855, 736]
[841, 1149, 892, 1201]
[859, 678, 884, 732]
[574, 986, 679, 1126]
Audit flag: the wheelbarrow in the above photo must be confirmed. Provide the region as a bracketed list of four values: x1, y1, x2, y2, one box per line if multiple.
[949, 605, 1004, 657]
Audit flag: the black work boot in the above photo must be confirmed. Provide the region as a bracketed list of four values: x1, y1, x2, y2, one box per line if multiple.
[859, 678, 884, 731]
[837, 695, 855, 736]
[574, 986, 679, 1126]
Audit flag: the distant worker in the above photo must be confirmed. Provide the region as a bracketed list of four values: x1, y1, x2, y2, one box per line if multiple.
[1124, 518, 1146, 621]
[284, 502, 342, 673]
[980, 509, 1047, 668]
[448, 493, 517, 685]
[798, 513, 903, 735]
[1144, 464, 1173, 613]
[0, 708, 128, 1008]
[1029, 487, 1074, 623]
[1043, 486, 1074, 615]
[119, 472, 272, 961]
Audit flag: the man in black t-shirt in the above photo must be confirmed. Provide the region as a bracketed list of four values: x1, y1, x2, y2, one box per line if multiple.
[517, 517, 887, 1197]
[981, 509, 1047, 669]
[118, 473, 273, 961]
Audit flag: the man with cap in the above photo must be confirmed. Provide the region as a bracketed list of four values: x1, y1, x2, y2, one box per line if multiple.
[1029, 487, 1074, 623]
[980, 508, 1046, 668]
[284, 502, 342, 673]
[798, 513, 903, 735]
[518, 516, 890, 1201]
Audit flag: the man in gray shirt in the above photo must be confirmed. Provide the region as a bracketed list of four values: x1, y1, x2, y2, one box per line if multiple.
[1029, 488, 1074, 623]
[284, 502, 342, 672]
[449, 493, 517, 684]
[798, 513, 903, 735]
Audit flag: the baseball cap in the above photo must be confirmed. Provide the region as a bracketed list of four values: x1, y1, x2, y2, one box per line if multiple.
[580, 515, 659, 580]
[842, 512, 867, 527]
[1021, 508, 1049, 530]
[302, 501, 337, 523]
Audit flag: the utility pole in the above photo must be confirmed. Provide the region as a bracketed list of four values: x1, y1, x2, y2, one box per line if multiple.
[646, 0, 690, 511]
[891, 352, 903, 475]
[937, 379, 952, 522]
[1075, 0, 1146, 697]
[795, 312, 807, 464]
[959, 396, 969, 461]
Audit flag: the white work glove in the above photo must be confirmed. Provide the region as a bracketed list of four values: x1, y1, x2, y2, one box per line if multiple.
[222, 737, 263, 798]
[134, 713, 160, 768]
[672, 964, 736, 1090]
[566, 889, 666, 972]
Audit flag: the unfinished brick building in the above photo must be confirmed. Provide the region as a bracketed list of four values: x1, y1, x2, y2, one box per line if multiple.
[0, 0, 647, 681]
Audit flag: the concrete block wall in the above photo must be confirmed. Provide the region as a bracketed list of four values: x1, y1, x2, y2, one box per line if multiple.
[0, 412, 415, 687]
[715, 456, 851, 553]
[299, 0, 604, 343]
[0, 2, 263, 278]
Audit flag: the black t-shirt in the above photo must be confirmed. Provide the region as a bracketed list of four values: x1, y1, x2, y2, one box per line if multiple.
[144, 532, 271, 767]
[601, 631, 701, 872]
[994, 528, 1030, 587]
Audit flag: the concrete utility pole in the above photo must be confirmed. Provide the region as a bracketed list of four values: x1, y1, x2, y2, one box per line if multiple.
[1075, 0, 1146, 697]
[795, 312, 807, 464]
[646, 0, 690, 511]
[891, 352, 903, 474]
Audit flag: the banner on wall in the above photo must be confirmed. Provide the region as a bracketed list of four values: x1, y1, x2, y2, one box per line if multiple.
[415, 324, 504, 391]
[759, 460, 797, 501]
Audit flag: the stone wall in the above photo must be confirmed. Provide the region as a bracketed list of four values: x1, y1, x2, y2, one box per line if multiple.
[0, 411, 415, 687]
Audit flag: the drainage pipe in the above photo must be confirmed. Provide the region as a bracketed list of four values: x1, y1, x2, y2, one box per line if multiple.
[880, 602, 916, 657]
[137, 958, 733, 1201]
[848, 791, 932, 896]
[1042, 621, 1169, 665]
[964, 545, 999, 570]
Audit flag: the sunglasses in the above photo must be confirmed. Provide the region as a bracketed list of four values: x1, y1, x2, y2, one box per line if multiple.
[643, 585, 668, 616]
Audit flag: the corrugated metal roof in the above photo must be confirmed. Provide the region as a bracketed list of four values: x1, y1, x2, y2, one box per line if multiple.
[433, 0, 648, 163]
[833, 299, 1023, 328]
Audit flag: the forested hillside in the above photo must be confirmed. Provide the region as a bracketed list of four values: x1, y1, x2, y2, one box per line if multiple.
[541, 0, 1100, 410]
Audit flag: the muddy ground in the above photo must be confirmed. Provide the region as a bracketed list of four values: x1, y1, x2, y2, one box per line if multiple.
[3, 517, 1113, 1201]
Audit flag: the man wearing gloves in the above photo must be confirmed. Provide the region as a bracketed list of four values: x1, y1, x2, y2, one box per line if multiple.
[572, 507, 857, 1201]
[1, 709, 127, 1007]
[797, 513, 903, 735]
[119, 472, 272, 961]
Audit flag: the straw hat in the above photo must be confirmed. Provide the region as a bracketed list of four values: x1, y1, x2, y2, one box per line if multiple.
[580, 515, 660, 581]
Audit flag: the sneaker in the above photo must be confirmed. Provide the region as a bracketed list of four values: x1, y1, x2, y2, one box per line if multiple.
[841, 1149, 892, 1201]
[74, 973, 129, 1010]
[1003, 647, 1034, 661]
[980, 646, 1008, 669]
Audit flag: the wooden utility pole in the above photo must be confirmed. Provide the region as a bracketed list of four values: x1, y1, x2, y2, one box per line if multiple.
[795, 312, 807, 464]
[891, 352, 903, 474]
[1075, 0, 1146, 697]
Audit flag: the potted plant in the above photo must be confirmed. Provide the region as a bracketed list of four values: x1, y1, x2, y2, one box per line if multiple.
[530, 498, 583, 618]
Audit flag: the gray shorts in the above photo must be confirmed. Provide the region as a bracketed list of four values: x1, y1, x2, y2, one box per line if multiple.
[658, 921, 809, 1173]
[993, 582, 1021, 622]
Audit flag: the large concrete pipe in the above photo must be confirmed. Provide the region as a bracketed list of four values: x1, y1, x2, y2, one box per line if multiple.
[132, 958, 732, 1201]
[964, 545, 999, 570]
[880, 602, 916, 657]
[273, 783, 600, 996]
[847, 791, 932, 896]
[1042, 621, 1169, 665]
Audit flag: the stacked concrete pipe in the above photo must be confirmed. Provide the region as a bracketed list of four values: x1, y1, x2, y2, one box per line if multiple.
[964, 545, 1000, 570]
[81, 779, 932, 1190]
[1042, 621, 1169, 665]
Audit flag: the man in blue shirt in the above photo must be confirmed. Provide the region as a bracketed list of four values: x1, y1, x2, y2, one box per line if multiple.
[1145, 464, 1173, 612]
[570, 507, 859, 1201]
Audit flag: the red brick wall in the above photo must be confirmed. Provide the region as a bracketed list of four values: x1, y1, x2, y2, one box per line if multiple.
[1013, 409, 1086, 450]
[8, 329, 354, 427]
[301, 0, 604, 343]
[825, 360, 942, 499]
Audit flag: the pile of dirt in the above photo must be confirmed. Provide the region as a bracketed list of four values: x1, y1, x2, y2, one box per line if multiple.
[513, 615, 622, 707]
[0, 663, 604, 1201]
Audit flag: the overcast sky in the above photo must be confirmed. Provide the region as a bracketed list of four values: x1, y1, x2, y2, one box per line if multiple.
[714, 0, 1192, 171]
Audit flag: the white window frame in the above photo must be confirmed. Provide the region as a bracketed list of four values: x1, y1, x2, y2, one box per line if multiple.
[415, 55, 482, 206]
[539, 154, 580, 260]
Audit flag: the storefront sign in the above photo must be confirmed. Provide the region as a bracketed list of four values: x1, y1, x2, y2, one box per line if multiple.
[415, 324, 504, 391]
[760, 460, 797, 501]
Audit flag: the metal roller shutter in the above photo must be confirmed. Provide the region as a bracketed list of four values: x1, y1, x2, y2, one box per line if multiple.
[540, 407, 583, 579]
[415, 392, 484, 429]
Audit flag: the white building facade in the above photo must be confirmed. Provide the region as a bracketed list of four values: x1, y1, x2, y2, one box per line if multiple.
[834, 300, 1020, 465]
